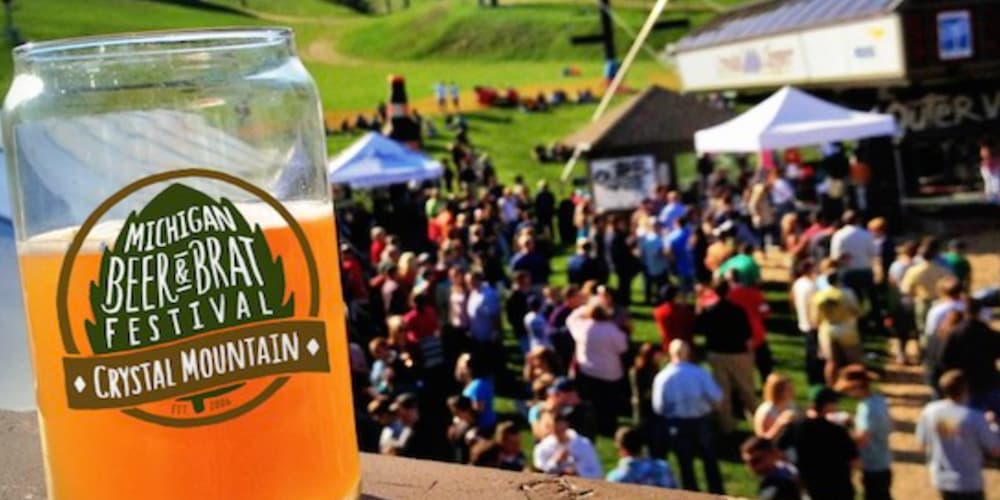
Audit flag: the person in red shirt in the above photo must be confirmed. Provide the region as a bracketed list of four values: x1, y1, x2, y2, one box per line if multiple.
[340, 243, 369, 303]
[652, 284, 694, 352]
[370, 226, 388, 266]
[724, 269, 773, 382]
[792, 211, 833, 261]
[403, 288, 440, 345]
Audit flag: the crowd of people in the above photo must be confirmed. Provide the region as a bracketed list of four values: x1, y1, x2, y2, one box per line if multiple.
[332, 118, 1000, 499]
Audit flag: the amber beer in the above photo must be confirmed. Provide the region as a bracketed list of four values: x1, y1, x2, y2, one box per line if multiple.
[5, 29, 359, 498]
[18, 204, 359, 499]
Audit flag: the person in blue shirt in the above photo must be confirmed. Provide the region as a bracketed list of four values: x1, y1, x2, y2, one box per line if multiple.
[667, 215, 695, 294]
[740, 436, 802, 500]
[566, 239, 608, 286]
[638, 222, 670, 305]
[458, 353, 497, 433]
[606, 425, 677, 488]
[510, 236, 551, 285]
[652, 339, 724, 493]
[465, 270, 500, 340]
[657, 190, 687, 229]
[836, 364, 892, 500]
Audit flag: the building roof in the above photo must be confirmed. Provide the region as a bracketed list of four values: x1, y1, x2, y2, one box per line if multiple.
[560, 85, 733, 150]
[676, 0, 900, 53]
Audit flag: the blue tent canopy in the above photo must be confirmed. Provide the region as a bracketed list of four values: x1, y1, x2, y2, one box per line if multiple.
[0, 155, 35, 410]
[327, 132, 443, 189]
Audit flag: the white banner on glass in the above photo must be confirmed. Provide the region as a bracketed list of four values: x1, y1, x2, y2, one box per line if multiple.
[590, 155, 656, 213]
[677, 15, 906, 92]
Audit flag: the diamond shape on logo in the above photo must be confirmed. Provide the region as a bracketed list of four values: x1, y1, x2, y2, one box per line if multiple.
[306, 338, 320, 356]
[74, 376, 87, 393]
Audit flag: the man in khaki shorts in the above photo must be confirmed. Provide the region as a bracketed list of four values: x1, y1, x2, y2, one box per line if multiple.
[694, 281, 758, 433]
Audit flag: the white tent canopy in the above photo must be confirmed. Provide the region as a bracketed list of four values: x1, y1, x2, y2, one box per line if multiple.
[327, 132, 442, 188]
[694, 86, 897, 153]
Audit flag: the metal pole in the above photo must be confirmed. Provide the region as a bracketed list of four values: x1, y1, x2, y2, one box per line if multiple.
[560, 143, 589, 182]
[598, 0, 616, 62]
[591, 0, 670, 122]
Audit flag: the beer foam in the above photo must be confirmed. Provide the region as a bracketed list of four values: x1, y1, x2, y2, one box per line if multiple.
[18, 200, 334, 254]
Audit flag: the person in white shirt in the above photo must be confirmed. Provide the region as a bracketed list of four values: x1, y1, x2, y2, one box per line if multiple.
[769, 174, 796, 217]
[532, 409, 603, 478]
[925, 277, 966, 339]
[791, 259, 822, 385]
[566, 303, 627, 436]
[434, 81, 447, 110]
[830, 210, 878, 327]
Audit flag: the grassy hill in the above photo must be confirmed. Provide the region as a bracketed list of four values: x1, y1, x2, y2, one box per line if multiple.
[0, 0, 733, 109]
[336, 2, 712, 61]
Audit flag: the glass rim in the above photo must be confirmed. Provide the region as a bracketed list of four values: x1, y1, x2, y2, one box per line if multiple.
[13, 27, 293, 63]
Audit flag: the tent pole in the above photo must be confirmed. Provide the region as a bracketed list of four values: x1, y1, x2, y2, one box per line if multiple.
[561, 144, 589, 183]
[892, 141, 907, 216]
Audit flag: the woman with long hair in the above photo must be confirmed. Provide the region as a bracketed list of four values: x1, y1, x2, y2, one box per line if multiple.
[523, 346, 565, 388]
[753, 373, 799, 440]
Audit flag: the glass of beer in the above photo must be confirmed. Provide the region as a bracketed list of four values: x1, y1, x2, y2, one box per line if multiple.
[3, 28, 360, 499]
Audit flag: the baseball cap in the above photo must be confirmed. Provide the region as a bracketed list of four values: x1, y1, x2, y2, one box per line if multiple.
[808, 385, 841, 408]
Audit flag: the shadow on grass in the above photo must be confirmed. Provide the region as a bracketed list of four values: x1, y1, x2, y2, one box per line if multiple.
[717, 429, 754, 463]
[150, 0, 253, 16]
[463, 112, 514, 124]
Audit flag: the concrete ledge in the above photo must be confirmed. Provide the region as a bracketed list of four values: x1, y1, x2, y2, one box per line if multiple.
[1, 410, 723, 499]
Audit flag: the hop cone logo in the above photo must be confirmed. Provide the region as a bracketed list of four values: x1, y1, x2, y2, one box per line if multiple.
[85, 183, 294, 354]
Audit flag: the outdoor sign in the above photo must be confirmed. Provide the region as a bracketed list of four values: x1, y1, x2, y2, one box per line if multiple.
[677, 15, 905, 91]
[937, 10, 973, 61]
[879, 88, 1000, 136]
[589, 155, 656, 212]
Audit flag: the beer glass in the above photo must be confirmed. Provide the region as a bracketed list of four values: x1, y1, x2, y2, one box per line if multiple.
[3, 28, 360, 499]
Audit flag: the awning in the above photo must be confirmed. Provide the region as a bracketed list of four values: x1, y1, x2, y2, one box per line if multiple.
[673, 0, 905, 92]
[560, 85, 733, 150]
[677, 0, 898, 53]
[694, 86, 897, 153]
[327, 132, 442, 188]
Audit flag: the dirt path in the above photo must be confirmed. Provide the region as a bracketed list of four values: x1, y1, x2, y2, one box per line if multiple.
[885, 237, 1000, 499]
[303, 36, 365, 66]
[761, 241, 1000, 499]
[884, 352, 1000, 499]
